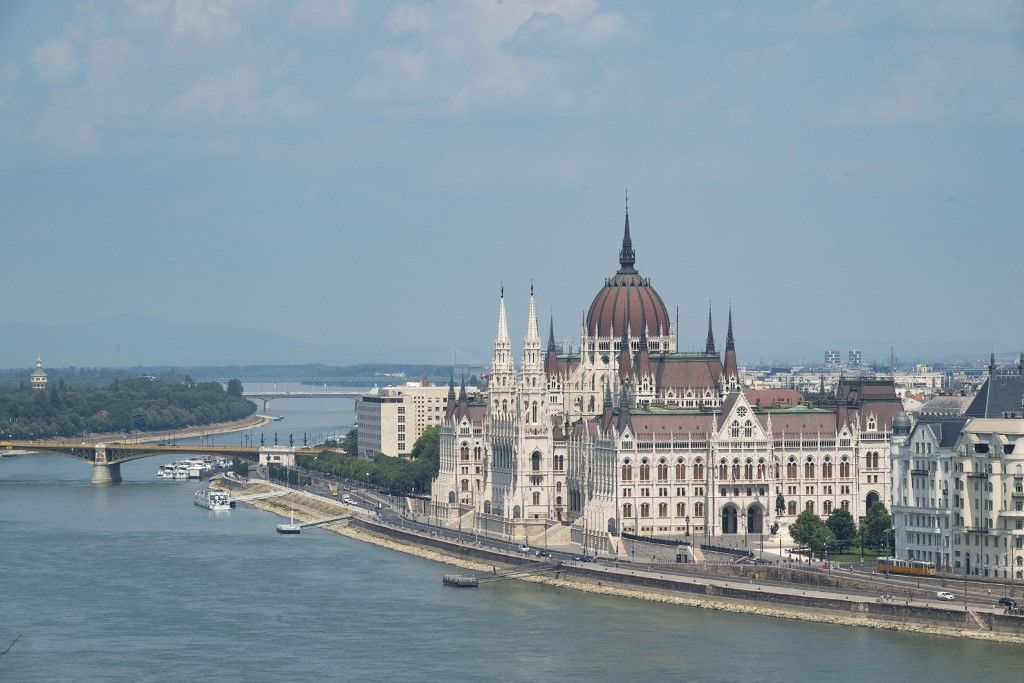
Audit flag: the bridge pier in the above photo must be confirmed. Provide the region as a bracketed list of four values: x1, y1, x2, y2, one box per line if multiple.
[263, 399, 270, 414]
[92, 462, 122, 484]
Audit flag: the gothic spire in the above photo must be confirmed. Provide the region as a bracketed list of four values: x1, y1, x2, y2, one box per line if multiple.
[547, 315, 556, 353]
[458, 374, 467, 401]
[723, 304, 738, 378]
[705, 302, 716, 355]
[448, 374, 456, 401]
[525, 282, 540, 345]
[496, 285, 509, 343]
[618, 190, 636, 272]
[545, 315, 560, 375]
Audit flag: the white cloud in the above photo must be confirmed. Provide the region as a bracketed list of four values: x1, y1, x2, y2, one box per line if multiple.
[289, 0, 359, 31]
[357, 0, 627, 117]
[31, 39, 80, 84]
[167, 65, 317, 122]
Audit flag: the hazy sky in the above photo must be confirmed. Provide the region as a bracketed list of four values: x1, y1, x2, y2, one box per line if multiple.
[1, 1, 1022, 366]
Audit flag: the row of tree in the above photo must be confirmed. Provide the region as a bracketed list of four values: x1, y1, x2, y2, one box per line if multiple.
[0, 377, 254, 438]
[789, 502, 894, 557]
[296, 426, 440, 495]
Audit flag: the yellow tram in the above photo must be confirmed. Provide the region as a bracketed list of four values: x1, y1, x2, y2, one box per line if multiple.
[876, 557, 936, 577]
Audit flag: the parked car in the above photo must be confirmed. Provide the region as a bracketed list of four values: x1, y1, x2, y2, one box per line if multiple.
[535, 549, 551, 557]
[519, 545, 531, 553]
[936, 591, 955, 601]
[573, 554, 595, 563]
[998, 596, 1016, 607]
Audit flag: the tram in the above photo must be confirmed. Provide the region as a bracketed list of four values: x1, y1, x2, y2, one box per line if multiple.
[876, 557, 936, 577]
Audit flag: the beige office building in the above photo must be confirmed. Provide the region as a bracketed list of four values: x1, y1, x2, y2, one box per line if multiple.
[357, 381, 470, 459]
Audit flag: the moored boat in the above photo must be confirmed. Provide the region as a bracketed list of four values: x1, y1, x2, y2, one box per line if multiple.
[194, 487, 232, 510]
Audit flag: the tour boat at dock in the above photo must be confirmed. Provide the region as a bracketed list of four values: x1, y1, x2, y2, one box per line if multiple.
[194, 488, 233, 511]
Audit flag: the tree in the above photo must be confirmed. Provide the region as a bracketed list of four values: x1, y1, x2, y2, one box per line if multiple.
[807, 524, 836, 557]
[826, 508, 857, 551]
[340, 428, 357, 456]
[411, 425, 440, 473]
[861, 502, 893, 551]
[788, 509, 822, 546]
[226, 379, 244, 397]
[230, 456, 249, 477]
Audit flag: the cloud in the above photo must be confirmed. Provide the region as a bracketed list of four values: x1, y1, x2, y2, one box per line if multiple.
[167, 65, 317, 122]
[356, 0, 629, 117]
[31, 39, 80, 83]
[289, 0, 359, 31]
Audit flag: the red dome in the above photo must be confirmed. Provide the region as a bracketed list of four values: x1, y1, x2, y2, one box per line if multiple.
[587, 209, 670, 338]
[587, 271, 670, 338]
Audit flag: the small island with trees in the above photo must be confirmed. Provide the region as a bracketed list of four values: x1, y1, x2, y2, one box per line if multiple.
[0, 375, 255, 439]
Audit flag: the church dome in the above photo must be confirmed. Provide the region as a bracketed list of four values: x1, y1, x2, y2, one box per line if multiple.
[586, 210, 670, 338]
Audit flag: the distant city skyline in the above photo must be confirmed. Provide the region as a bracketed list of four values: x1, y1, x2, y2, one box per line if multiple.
[2, 2, 1022, 367]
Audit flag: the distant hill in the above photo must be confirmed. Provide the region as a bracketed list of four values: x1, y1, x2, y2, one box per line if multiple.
[0, 314, 488, 368]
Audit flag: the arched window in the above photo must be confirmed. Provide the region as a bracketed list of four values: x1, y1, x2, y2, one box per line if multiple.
[694, 502, 704, 517]
[532, 491, 540, 505]
[744, 459, 754, 480]
[676, 501, 686, 517]
[658, 502, 668, 518]
[756, 459, 766, 480]
[531, 452, 541, 471]
[787, 500, 797, 515]
[461, 443, 469, 461]
[787, 457, 797, 479]
[474, 446, 481, 460]
[623, 502, 633, 518]
[841, 500, 849, 511]
[640, 502, 651, 518]
[823, 500, 833, 514]
[461, 479, 469, 492]
[657, 458, 668, 481]
[554, 455, 564, 471]
[622, 460, 633, 481]
[730, 420, 740, 438]
[556, 482, 562, 492]
[640, 459, 651, 481]
[693, 459, 704, 480]
[744, 420, 753, 438]
[805, 500, 814, 513]
[732, 458, 741, 480]
[804, 457, 815, 479]
[719, 459, 728, 480]
[531, 401, 538, 423]
[839, 457, 850, 478]
[822, 457, 833, 478]
[502, 399, 508, 412]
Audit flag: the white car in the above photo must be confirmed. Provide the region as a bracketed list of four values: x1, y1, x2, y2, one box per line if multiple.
[936, 591, 955, 601]
[519, 545, 530, 553]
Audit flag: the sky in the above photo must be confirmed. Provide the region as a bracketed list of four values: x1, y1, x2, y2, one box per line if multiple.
[1, 1, 1023, 367]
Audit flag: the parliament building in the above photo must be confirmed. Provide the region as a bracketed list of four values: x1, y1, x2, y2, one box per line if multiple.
[431, 207, 902, 554]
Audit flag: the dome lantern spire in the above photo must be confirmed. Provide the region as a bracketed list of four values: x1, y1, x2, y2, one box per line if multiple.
[618, 190, 635, 273]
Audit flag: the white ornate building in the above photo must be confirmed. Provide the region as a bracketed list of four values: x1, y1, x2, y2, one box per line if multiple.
[432, 208, 901, 554]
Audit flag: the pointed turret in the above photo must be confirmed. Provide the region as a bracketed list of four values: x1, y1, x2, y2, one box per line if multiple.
[490, 286, 515, 406]
[636, 310, 652, 376]
[990, 351, 997, 376]
[545, 316, 559, 375]
[705, 303, 716, 355]
[723, 305, 738, 378]
[618, 193, 636, 273]
[522, 282, 542, 371]
[447, 374, 456, 401]
[458, 374, 467, 402]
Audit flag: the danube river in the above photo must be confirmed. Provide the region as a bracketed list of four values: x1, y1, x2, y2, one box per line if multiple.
[1, 390, 1021, 681]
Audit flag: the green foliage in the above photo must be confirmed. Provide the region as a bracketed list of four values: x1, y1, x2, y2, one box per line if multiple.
[226, 379, 244, 397]
[340, 428, 357, 456]
[230, 456, 249, 477]
[789, 509, 835, 556]
[0, 377, 255, 438]
[411, 425, 440, 473]
[860, 502, 893, 550]
[826, 508, 857, 551]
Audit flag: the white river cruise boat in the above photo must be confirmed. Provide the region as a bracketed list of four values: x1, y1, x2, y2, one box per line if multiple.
[194, 488, 233, 511]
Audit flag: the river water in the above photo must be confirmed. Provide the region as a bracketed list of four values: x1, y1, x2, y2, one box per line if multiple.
[1, 388, 1021, 681]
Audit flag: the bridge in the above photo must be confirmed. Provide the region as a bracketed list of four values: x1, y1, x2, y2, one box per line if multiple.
[240, 389, 363, 413]
[2, 440, 325, 484]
